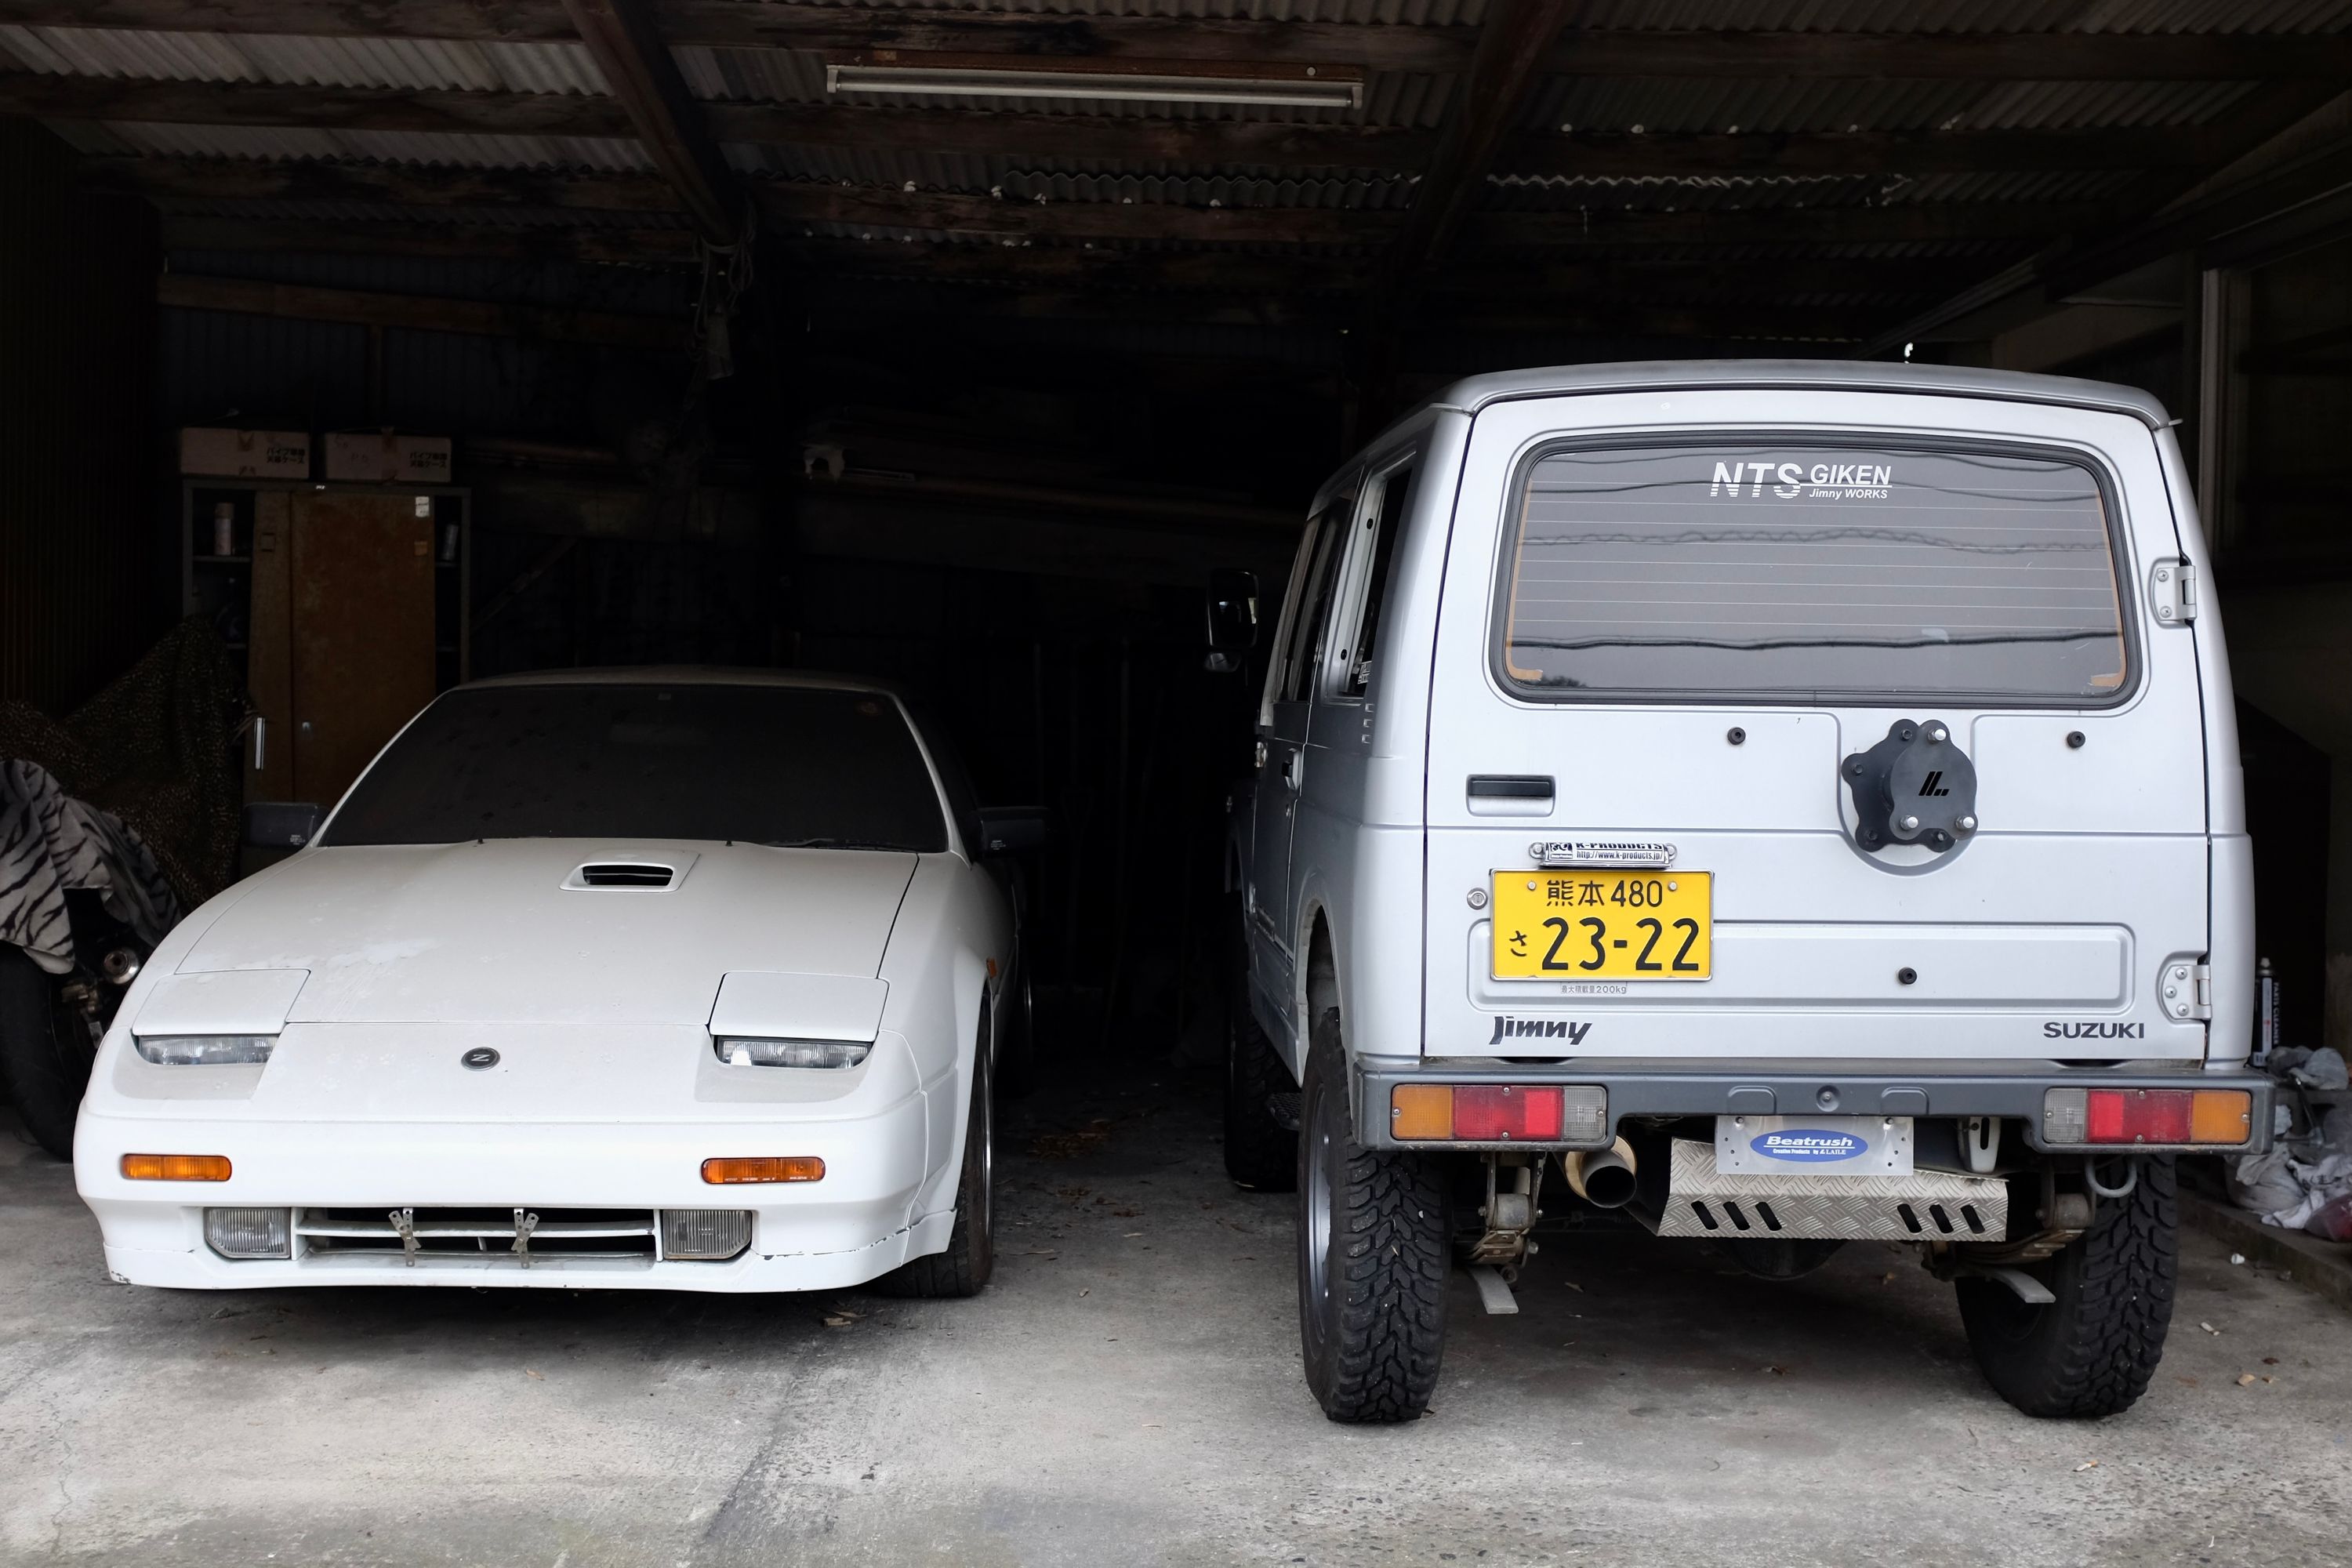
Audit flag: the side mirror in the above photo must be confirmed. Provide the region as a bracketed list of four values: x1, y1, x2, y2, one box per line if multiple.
[971, 805, 1047, 855]
[1204, 568, 1258, 673]
[243, 801, 321, 850]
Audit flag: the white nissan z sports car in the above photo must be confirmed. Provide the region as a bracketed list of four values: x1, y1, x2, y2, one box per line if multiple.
[72, 670, 1036, 1296]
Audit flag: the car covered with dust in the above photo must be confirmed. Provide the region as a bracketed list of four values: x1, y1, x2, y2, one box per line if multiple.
[74, 669, 1035, 1297]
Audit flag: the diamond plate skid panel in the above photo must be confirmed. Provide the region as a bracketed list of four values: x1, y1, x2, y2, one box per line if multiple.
[1657, 1138, 2007, 1243]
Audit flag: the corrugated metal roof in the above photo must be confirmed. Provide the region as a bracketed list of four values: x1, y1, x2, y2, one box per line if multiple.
[0, 26, 608, 94]
[1559, 0, 2352, 32]
[53, 121, 654, 173]
[778, 0, 1485, 20]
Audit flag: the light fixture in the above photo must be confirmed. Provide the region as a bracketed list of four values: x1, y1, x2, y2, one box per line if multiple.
[825, 58, 1363, 111]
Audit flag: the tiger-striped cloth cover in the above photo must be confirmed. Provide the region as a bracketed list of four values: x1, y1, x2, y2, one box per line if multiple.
[0, 758, 181, 977]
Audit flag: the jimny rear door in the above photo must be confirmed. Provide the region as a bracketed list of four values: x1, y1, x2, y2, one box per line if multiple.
[1423, 387, 2210, 1065]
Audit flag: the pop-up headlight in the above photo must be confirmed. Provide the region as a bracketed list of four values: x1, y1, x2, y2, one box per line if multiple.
[714, 1038, 870, 1069]
[134, 1035, 276, 1065]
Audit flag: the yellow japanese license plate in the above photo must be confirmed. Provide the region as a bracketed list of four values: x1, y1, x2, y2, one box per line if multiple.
[1490, 870, 1712, 980]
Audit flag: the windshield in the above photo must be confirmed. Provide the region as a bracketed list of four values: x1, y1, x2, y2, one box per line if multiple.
[1496, 441, 2131, 703]
[321, 683, 947, 850]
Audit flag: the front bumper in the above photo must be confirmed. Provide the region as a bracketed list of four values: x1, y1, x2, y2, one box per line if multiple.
[1352, 1058, 2274, 1156]
[74, 1090, 945, 1292]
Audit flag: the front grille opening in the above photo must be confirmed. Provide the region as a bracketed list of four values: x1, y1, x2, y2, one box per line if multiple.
[1723, 1201, 1753, 1233]
[1897, 1203, 1924, 1234]
[1690, 1200, 1720, 1232]
[576, 862, 673, 888]
[296, 1207, 657, 1261]
[1755, 1201, 1782, 1233]
[1928, 1203, 1957, 1236]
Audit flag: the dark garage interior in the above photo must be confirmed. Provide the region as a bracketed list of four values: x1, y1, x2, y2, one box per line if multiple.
[6, 2, 2352, 1561]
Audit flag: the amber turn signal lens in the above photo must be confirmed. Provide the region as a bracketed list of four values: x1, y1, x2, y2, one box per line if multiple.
[701, 1156, 825, 1185]
[1391, 1084, 1454, 1140]
[121, 1153, 232, 1181]
[2190, 1089, 2253, 1145]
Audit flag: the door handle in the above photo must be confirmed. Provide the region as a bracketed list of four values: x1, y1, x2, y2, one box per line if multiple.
[1467, 775, 1553, 817]
[1254, 739, 1268, 771]
[1284, 750, 1303, 790]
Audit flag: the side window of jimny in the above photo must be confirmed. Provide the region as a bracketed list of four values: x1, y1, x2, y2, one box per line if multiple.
[1334, 461, 1415, 700]
[1278, 505, 1348, 705]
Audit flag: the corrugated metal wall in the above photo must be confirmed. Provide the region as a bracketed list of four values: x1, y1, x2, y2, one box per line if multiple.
[0, 120, 160, 713]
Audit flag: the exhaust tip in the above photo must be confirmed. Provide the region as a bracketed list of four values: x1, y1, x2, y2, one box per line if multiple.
[1580, 1162, 1638, 1208]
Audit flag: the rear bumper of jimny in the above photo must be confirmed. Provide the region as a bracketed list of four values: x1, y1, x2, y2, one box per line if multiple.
[1352, 1058, 2276, 1156]
[74, 1091, 948, 1293]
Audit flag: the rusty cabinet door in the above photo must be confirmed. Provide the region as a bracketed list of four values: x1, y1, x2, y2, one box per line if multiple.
[247, 491, 437, 808]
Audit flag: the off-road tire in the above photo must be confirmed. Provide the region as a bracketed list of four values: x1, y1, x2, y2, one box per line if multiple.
[1223, 901, 1297, 1191]
[0, 945, 96, 1161]
[1297, 1007, 1449, 1423]
[1957, 1156, 2178, 1418]
[874, 1015, 995, 1298]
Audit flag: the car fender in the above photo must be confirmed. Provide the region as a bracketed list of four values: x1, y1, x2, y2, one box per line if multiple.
[877, 854, 1007, 1220]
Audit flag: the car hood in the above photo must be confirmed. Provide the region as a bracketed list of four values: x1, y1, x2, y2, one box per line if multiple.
[173, 840, 919, 1025]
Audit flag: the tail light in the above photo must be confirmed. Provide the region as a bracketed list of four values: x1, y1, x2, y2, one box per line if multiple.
[1388, 1083, 1605, 1143]
[2043, 1087, 2252, 1148]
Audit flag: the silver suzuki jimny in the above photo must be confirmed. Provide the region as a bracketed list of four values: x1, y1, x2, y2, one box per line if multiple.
[1215, 361, 2270, 1424]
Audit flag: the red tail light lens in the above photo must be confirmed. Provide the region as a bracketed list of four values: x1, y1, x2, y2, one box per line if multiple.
[2085, 1088, 2194, 1145]
[1452, 1085, 1564, 1142]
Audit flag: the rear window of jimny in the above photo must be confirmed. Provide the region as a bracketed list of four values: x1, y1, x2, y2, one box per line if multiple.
[322, 684, 946, 850]
[1496, 443, 2131, 704]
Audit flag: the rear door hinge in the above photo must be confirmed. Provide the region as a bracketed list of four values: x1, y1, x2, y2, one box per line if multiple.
[2149, 557, 2198, 626]
[2162, 960, 2212, 1022]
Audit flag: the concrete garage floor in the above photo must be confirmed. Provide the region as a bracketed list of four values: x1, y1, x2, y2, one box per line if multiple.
[4, 1068, 2350, 1568]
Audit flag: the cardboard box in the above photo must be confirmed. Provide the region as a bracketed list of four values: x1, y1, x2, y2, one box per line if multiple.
[180, 427, 311, 480]
[323, 433, 454, 485]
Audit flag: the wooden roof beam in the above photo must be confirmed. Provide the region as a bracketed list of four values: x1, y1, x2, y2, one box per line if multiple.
[157, 271, 685, 349]
[1385, 0, 1569, 286]
[561, 0, 739, 245]
[93, 154, 2114, 248]
[2, 74, 2220, 176]
[0, 74, 1435, 169]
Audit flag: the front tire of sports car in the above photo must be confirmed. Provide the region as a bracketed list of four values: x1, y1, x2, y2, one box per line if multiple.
[1957, 1156, 2178, 1418]
[1297, 1007, 1449, 1423]
[873, 1014, 996, 1299]
[0, 944, 97, 1161]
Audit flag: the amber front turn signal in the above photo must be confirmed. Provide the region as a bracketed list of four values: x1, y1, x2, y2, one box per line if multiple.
[121, 1153, 232, 1181]
[701, 1156, 826, 1185]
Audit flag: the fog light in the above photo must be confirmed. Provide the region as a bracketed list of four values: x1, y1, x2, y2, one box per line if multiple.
[122, 1153, 231, 1181]
[662, 1209, 753, 1260]
[205, 1207, 290, 1259]
[701, 1156, 826, 1184]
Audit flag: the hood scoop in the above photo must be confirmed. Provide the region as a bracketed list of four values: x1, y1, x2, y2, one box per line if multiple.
[564, 858, 690, 891]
